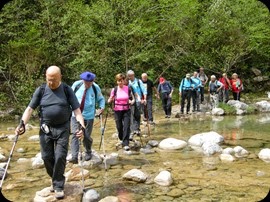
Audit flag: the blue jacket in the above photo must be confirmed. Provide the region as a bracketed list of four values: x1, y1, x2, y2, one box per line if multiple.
[129, 78, 147, 102]
[191, 76, 202, 92]
[72, 80, 105, 120]
[179, 78, 193, 93]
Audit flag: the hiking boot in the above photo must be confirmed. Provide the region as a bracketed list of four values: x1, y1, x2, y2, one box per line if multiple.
[69, 158, 78, 164]
[55, 190, 64, 200]
[85, 153, 92, 161]
[165, 115, 168, 118]
[167, 115, 171, 118]
[129, 134, 134, 141]
[149, 121, 155, 125]
[134, 130, 141, 136]
[123, 146, 130, 151]
[50, 184, 54, 192]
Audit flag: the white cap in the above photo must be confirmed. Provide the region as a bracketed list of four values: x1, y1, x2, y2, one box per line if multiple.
[127, 70, 135, 75]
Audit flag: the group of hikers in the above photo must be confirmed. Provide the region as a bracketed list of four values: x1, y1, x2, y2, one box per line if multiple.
[13, 65, 243, 199]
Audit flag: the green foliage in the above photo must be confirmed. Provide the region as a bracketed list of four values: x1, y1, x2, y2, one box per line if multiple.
[218, 102, 236, 115]
[0, 0, 269, 109]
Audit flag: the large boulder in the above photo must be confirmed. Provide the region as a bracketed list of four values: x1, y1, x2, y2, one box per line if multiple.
[122, 169, 148, 183]
[212, 108, 224, 116]
[154, 171, 173, 186]
[227, 100, 248, 110]
[258, 148, 270, 163]
[158, 138, 187, 150]
[188, 131, 224, 147]
[255, 101, 270, 112]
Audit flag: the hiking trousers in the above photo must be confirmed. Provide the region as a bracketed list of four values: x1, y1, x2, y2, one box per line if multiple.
[191, 90, 200, 111]
[70, 117, 93, 159]
[130, 102, 141, 133]
[114, 109, 131, 146]
[161, 92, 172, 116]
[39, 121, 70, 191]
[143, 96, 153, 121]
[181, 90, 191, 113]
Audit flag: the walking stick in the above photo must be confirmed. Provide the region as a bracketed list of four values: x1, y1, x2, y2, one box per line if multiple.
[77, 122, 86, 193]
[0, 120, 24, 202]
[143, 102, 151, 137]
[98, 109, 109, 171]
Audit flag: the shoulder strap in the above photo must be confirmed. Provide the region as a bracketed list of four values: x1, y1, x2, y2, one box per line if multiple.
[92, 83, 98, 98]
[113, 86, 118, 98]
[39, 83, 46, 101]
[74, 81, 83, 94]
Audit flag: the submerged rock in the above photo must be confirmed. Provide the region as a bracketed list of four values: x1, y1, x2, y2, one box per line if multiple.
[31, 153, 44, 169]
[28, 135, 39, 141]
[188, 131, 224, 147]
[154, 170, 173, 186]
[212, 108, 224, 116]
[222, 147, 235, 155]
[123, 169, 148, 183]
[82, 189, 100, 202]
[0, 153, 7, 162]
[33, 183, 82, 202]
[99, 196, 119, 202]
[158, 138, 187, 150]
[258, 148, 270, 163]
[255, 101, 270, 112]
[233, 146, 249, 158]
[219, 154, 235, 162]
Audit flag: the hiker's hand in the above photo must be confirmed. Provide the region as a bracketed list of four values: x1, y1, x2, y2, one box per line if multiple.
[169, 93, 172, 98]
[129, 99, 135, 105]
[15, 120, 25, 135]
[97, 108, 104, 115]
[76, 128, 84, 140]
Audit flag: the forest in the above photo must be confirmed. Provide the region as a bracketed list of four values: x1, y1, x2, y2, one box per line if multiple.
[0, 0, 269, 111]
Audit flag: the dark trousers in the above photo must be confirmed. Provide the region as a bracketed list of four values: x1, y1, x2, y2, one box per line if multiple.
[181, 90, 191, 113]
[130, 102, 141, 132]
[143, 96, 153, 121]
[114, 110, 131, 146]
[39, 121, 70, 191]
[70, 117, 93, 159]
[233, 92, 241, 101]
[161, 92, 172, 116]
[191, 90, 200, 111]
[200, 86, 205, 102]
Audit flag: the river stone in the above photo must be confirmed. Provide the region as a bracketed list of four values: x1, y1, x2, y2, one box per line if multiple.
[33, 183, 82, 202]
[17, 158, 31, 164]
[82, 189, 100, 202]
[0, 153, 6, 162]
[28, 135, 39, 141]
[0, 162, 7, 169]
[8, 134, 16, 141]
[148, 140, 159, 147]
[17, 148, 25, 153]
[222, 147, 235, 155]
[202, 142, 222, 156]
[188, 131, 224, 147]
[158, 138, 187, 150]
[65, 167, 90, 182]
[32, 154, 44, 169]
[154, 170, 173, 186]
[140, 147, 155, 154]
[236, 109, 246, 115]
[219, 154, 235, 162]
[167, 189, 185, 197]
[82, 152, 103, 168]
[212, 108, 224, 116]
[227, 100, 248, 110]
[233, 146, 249, 158]
[102, 153, 119, 166]
[122, 169, 148, 182]
[99, 196, 119, 202]
[111, 133, 119, 139]
[255, 101, 270, 112]
[258, 148, 270, 163]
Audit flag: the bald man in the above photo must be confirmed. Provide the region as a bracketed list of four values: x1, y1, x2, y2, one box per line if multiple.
[16, 66, 85, 200]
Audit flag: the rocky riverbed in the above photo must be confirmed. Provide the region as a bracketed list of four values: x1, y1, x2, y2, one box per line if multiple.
[1, 100, 270, 201]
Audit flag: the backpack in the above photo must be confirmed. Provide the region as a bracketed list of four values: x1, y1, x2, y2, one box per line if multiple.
[209, 80, 220, 93]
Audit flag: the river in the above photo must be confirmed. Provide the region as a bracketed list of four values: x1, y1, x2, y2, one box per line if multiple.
[0, 111, 270, 202]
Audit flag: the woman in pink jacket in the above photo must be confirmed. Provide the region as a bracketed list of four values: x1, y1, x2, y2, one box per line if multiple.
[230, 73, 243, 101]
[108, 73, 135, 151]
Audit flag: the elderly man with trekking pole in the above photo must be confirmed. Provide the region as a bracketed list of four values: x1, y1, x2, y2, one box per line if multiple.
[69, 71, 105, 164]
[15, 66, 85, 200]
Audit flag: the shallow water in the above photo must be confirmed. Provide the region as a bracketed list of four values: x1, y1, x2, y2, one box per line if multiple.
[1, 112, 270, 202]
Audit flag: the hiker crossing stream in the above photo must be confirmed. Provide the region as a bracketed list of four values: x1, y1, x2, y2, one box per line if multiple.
[0, 112, 270, 201]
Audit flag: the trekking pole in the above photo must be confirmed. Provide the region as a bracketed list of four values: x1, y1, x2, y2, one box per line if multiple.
[77, 122, 85, 193]
[98, 109, 109, 171]
[144, 102, 151, 137]
[0, 120, 24, 201]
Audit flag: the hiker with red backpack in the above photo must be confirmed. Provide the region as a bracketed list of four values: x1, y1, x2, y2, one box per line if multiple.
[108, 73, 135, 151]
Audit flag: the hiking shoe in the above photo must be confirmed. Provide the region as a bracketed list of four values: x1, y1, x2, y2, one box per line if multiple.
[165, 115, 168, 118]
[69, 158, 78, 164]
[167, 115, 171, 118]
[85, 153, 92, 161]
[50, 184, 54, 192]
[129, 134, 134, 141]
[149, 121, 155, 125]
[123, 146, 130, 151]
[55, 190, 64, 200]
[134, 130, 141, 136]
